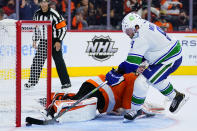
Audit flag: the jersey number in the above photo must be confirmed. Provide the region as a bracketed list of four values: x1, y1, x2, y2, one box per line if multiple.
[149, 24, 171, 41]
[130, 41, 135, 48]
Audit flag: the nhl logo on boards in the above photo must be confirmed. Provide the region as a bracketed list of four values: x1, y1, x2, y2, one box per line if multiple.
[86, 36, 118, 62]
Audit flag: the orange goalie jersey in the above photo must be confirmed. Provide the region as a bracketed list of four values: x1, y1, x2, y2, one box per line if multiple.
[51, 73, 137, 114]
[87, 73, 137, 113]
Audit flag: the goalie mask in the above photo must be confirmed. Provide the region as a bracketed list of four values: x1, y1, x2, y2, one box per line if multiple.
[122, 13, 143, 39]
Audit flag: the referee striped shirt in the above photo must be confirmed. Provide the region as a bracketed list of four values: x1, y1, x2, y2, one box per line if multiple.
[33, 8, 67, 42]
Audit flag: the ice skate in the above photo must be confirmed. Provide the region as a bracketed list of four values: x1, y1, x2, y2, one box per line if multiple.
[24, 82, 35, 89]
[61, 83, 71, 89]
[169, 90, 189, 113]
[123, 109, 155, 122]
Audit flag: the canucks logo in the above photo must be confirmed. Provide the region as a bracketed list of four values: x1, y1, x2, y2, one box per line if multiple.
[129, 16, 135, 21]
[86, 36, 118, 62]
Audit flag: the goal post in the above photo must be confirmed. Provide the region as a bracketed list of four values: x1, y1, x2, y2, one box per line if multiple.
[16, 20, 52, 127]
[16, 20, 22, 127]
[0, 20, 52, 127]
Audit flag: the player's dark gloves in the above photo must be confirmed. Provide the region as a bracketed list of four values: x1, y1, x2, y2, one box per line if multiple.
[105, 68, 124, 86]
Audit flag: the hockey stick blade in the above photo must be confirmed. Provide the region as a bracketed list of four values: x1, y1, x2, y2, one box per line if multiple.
[26, 117, 44, 125]
[26, 117, 59, 125]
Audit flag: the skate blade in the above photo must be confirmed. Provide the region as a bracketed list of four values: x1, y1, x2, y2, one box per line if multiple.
[172, 95, 190, 114]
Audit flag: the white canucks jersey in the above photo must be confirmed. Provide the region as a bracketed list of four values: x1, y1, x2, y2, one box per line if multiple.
[126, 20, 182, 66]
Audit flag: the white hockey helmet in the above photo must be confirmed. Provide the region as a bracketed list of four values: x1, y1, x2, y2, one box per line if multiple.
[122, 13, 143, 33]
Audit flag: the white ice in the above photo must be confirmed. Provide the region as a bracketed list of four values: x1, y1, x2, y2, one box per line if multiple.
[0, 75, 197, 131]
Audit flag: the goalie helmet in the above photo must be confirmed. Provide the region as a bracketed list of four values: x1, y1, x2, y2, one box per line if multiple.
[122, 13, 143, 33]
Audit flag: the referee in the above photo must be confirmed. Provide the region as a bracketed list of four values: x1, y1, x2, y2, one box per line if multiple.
[25, 0, 71, 89]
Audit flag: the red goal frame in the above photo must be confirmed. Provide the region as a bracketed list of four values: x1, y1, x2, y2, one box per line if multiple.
[15, 21, 52, 127]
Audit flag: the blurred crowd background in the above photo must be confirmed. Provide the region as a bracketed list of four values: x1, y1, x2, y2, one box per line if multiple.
[0, 0, 196, 32]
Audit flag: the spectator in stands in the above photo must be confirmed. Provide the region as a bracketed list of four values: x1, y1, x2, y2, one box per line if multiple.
[72, 8, 88, 30]
[94, 1, 106, 25]
[155, 10, 173, 31]
[124, 0, 148, 16]
[152, 0, 161, 9]
[160, 0, 183, 24]
[0, 0, 6, 8]
[173, 9, 189, 31]
[79, 0, 94, 24]
[140, 4, 160, 22]
[71, 0, 79, 7]
[56, 0, 75, 18]
[20, 0, 39, 20]
[124, 0, 140, 14]
[111, 0, 124, 29]
[128, 0, 160, 22]
[88, 0, 123, 29]
[71, 0, 95, 27]
[123, 0, 158, 20]
[160, 0, 182, 16]
[2, 0, 16, 19]
[0, 8, 5, 20]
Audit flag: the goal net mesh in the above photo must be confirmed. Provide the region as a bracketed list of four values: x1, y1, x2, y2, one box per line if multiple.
[0, 19, 51, 127]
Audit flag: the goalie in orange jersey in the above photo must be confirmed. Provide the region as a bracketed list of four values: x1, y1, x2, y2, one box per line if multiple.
[39, 65, 161, 122]
[55, 73, 136, 113]
[39, 73, 137, 121]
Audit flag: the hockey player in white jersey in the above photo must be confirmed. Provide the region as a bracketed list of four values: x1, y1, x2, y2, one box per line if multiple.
[105, 13, 189, 121]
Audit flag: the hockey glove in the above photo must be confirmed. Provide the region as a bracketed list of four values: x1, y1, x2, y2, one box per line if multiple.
[105, 68, 124, 86]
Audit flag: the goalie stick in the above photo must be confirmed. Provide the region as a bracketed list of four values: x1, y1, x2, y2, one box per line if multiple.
[46, 92, 59, 116]
[26, 81, 108, 126]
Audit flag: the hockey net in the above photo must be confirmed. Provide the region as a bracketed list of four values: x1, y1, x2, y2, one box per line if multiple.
[0, 20, 52, 127]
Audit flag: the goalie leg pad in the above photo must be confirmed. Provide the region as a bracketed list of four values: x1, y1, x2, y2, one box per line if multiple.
[54, 97, 98, 122]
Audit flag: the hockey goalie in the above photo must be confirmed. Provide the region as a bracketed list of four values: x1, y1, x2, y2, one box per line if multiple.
[30, 66, 164, 125]
[41, 72, 138, 123]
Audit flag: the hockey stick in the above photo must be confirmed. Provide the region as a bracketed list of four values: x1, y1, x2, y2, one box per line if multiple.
[26, 81, 108, 125]
[46, 92, 59, 116]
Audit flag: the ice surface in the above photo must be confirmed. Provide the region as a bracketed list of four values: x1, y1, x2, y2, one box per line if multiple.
[0, 75, 197, 131]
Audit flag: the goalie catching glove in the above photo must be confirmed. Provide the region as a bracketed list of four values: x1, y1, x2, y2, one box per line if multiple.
[105, 68, 124, 86]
